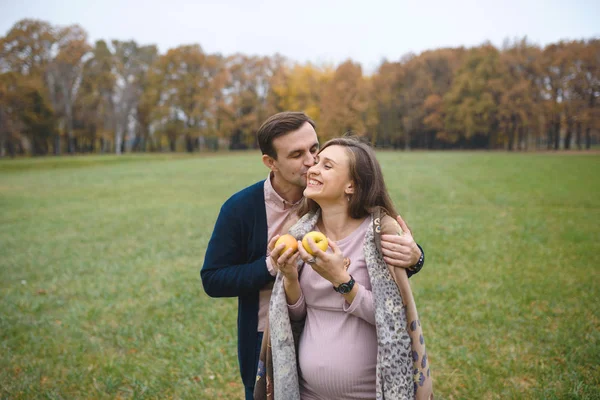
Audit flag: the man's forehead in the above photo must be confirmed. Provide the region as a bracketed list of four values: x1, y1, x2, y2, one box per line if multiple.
[273, 127, 319, 155]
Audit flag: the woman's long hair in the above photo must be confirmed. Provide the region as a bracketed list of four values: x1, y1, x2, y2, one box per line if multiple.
[299, 135, 398, 219]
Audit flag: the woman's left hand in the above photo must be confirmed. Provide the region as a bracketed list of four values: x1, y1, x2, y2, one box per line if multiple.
[297, 236, 350, 287]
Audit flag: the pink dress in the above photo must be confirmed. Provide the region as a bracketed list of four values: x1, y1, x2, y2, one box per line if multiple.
[288, 217, 377, 400]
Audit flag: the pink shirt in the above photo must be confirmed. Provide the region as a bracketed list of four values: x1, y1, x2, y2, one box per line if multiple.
[258, 174, 302, 332]
[288, 217, 377, 400]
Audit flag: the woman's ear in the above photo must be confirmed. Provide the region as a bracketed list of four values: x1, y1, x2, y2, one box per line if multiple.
[345, 182, 355, 195]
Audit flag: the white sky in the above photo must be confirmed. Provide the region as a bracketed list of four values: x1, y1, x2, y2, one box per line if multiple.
[1, 0, 598, 72]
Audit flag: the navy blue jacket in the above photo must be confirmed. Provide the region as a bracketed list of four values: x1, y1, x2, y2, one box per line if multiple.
[201, 180, 273, 388]
[201, 180, 424, 388]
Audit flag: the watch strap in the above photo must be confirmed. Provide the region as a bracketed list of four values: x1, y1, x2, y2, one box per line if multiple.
[333, 275, 355, 294]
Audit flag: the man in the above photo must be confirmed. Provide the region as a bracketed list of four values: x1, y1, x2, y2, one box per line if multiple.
[201, 112, 425, 400]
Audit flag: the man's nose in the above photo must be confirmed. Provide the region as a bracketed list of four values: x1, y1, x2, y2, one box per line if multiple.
[304, 153, 315, 166]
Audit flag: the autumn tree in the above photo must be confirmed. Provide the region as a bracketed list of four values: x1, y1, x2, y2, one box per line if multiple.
[444, 44, 504, 149]
[497, 39, 541, 151]
[268, 60, 331, 126]
[320, 60, 369, 140]
[47, 25, 90, 153]
[77, 40, 116, 152]
[370, 61, 403, 147]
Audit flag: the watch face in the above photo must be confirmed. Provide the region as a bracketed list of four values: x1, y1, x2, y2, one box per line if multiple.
[337, 283, 351, 294]
[335, 276, 355, 294]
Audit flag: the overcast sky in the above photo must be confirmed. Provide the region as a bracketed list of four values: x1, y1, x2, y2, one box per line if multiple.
[1, 0, 598, 72]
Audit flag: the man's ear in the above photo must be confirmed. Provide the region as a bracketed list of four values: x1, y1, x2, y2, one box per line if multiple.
[262, 154, 278, 172]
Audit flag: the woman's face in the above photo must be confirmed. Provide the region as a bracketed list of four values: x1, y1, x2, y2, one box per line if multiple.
[303, 145, 354, 203]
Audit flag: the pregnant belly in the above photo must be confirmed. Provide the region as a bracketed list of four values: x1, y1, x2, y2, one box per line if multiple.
[298, 308, 377, 399]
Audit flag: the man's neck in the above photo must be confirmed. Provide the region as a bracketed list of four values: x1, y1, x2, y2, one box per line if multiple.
[271, 174, 304, 204]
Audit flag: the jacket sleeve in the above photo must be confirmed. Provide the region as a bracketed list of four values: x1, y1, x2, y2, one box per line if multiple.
[201, 200, 275, 298]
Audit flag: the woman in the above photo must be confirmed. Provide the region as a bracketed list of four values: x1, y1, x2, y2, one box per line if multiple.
[256, 137, 433, 400]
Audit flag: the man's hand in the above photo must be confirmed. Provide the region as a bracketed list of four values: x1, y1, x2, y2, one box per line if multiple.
[381, 215, 421, 268]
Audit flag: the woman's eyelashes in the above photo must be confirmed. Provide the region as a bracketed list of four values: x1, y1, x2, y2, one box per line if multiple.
[314, 157, 332, 169]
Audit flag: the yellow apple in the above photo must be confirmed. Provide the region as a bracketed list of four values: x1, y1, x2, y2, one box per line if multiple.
[302, 231, 328, 255]
[275, 234, 298, 254]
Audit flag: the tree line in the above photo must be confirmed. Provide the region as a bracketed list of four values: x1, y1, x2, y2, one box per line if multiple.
[1, 19, 598, 156]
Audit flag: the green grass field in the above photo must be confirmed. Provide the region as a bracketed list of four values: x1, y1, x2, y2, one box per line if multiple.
[1, 151, 599, 399]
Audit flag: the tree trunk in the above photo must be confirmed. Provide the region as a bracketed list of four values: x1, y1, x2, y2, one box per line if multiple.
[54, 134, 61, 155]
[564, 120, 572, 150]
[586, 92, 595, 150]
[65, 104, 74, 154]
[517, 127, 524, 151]
[17, 140, 25, 155]
[68, 137, 75, 154]
[114, 114, 123, 154]
[488, 122, 499, 150]
[185, 134, 194, 152]
[576, 121, 582, 150]
[508, 117, 516, 151]
[553, 119, 560, 151]
[136, 125, 149, 152]
[32, 137, 44, 156]
[115, 130, 122, 155]
[7, 140, 16, 157]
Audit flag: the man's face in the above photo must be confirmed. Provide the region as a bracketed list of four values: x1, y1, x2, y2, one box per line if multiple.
[270, 122, 319, 189]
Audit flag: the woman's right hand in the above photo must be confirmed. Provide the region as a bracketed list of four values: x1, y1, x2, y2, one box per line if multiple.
[279, 250, 300, 281]
[267, 235, 300, 281]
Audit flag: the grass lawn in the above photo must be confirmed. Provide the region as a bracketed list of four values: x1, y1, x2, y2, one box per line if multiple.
[1, 151, 599, 399]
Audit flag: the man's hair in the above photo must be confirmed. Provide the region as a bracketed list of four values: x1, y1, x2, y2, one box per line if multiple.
[299, 135, 398, 219]
[257, 112, 316, 159]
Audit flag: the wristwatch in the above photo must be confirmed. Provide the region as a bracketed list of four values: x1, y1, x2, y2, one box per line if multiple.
[333, 275, 355, 294]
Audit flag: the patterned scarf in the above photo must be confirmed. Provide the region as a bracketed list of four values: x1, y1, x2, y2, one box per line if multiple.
[254, 209, 433, 400]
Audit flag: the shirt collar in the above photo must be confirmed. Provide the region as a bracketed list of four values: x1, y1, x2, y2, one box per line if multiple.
[264, 173, 303, 211]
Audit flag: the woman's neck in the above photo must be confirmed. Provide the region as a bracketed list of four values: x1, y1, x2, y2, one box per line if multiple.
[317, 201, 363, 242]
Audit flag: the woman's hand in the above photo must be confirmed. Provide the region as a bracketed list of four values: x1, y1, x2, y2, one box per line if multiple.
[279, 251, 301, 281]
[267, 235, 300, 281]
[297, 236, 350, 287]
